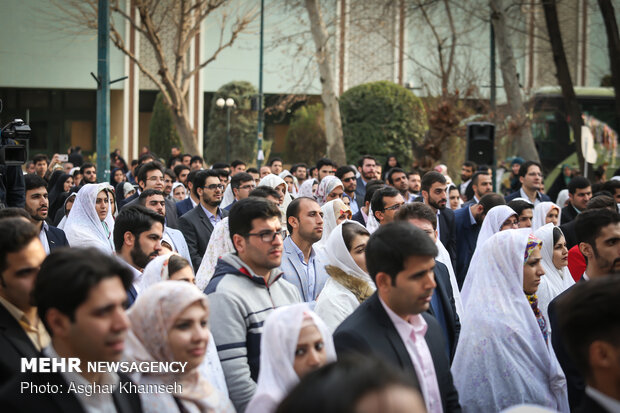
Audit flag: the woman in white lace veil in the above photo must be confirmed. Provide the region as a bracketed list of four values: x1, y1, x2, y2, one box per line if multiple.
[313, 176, 343, 206]
[476, 205, 518, 248]
[279, 170, 298, 196]
[246, 303, 336, 413]
[195, 217, 234, 291]
[297, 179, 317, 199]
[532, 202, 561, 230]
[260, 174, 292, 226]
[315, 199, 351, 251]
[452, 229, 568, 412]
[533, 223, 574, 324]
[63, 183, 115, 253]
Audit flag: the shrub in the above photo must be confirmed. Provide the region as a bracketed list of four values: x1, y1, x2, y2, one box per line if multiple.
[149, 93, 182, 157]
[285, 103, 327, 164]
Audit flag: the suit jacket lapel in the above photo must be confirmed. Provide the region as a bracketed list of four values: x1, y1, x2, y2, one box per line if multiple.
[0, 305, 40, 359]
[284, 241, 310, 301]
[197, 205, 214, 233]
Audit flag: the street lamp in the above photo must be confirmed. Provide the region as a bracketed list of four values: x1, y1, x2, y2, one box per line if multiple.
[216, 97, 235, 163]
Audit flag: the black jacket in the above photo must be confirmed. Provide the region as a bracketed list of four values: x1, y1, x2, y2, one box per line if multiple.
[429, 262, 460, 362]
[0, 303, 41, 386]
[45, 225, 70, 251]
[561, 204, 579, 226]
[120, 193, 179, 230]
[334, 292, 461, 413]
[178, 205, 229, 270]
[453, 206, 479, 288]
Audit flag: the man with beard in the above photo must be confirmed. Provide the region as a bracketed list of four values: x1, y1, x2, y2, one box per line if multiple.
[454, 193, 506, 288]
[336, 165, 360, 213]
[355, 155, 377, 203]
[113, 205, 164, 306]
[419, 171, 457, 267]
[387, 168, 409, 202]
[459, 161, 476, 199]
[462, 172, 493, 208]
[291, 163, 308, 186]
[548, 208, 620, 410]
[280, 197, 330, 304]
[407, 171, 421, 201]
[179, 170, 229, 269]
[79, 163, 97, 185]
[205, 197, 301, 412]
[23, 175, 69, 253]
[505, 160, 551, 205]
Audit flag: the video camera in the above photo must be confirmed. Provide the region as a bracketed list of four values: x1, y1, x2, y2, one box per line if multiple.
[0, 119, 31, 166]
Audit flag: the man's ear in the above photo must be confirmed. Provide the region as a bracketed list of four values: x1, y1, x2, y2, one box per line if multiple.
[45, 308, 71, 339]
[374, 210, 384, 223]
[375, 272, 393, 290]
[232, 234, 245, 254]
[519, 176, 525, 185]
[288, 215, 298, 231]
[124, 231, 135, 248]
[579, 242, 593, 260]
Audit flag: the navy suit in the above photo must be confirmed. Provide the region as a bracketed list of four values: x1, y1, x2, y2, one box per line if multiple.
[453, 206, 479, 289]
[175, 197, 194, 218]
[351, 209, 366, 226]
[45, 225, 69, 251]
[355, 176, 368, 205]
[428, 262, 460, 361]
[413, 197, 457, 268]
[561, 204, 579, 225]
[334, 293, 461, 412]
[504, 190, 551, 203]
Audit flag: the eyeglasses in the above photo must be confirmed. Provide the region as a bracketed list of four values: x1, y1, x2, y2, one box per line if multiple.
[246, 229, 286, 243]
[383, 203, 404, 212]
[240, 184, 256, 190]
[342, 177, 356, 182]
[147, 176, 164, 182]
[203, 184, 225, 190]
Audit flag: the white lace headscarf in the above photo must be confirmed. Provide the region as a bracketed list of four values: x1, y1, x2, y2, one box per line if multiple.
[533, 224, 574, 324]
[476, 205, 517, 249]
[556, 189, 569, 208]
[314, 176, 343, 206]
[452, 229, 568, 412]
[63, 183, 115, 254]
[324, 221, 373, 284]
[195, 217, 234, 291]
[532, 202, 561, 231]
[298, 179, 317, 199]
[315, 199, 351, 250]
[279, 170, 299, 196]
[246, 303, 336, 413]
[260, 174, 292, 225]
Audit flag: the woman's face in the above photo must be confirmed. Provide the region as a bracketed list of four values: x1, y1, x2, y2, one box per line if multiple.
[449, 189, 460, 210]
[114, 169, 125, 183]
[546, 207, 559, 226]
[349, 234, 369, 273]
[63, 177, 74, 192]
[169, 266, 196, 284]
[523, 247, 545, 295]
[342, 196, 350, 207]
[173, 186, 186, 202]
[552, 235, 568, 269]
[125, 189, 136, 199]
[108, 192, 116, 216]
[284, 176, 294, 192]
[276, 183, 286, 198]
[311, 183, 318, 195]
[326, 186, 344, 202]
[500, 215, 519, 231]
[388, 157, 397, 167]
[95, 190, 109, 221]
[293, 323, 327, 379]
[65, 197, 75, 214]
[168, 302, 209, 371]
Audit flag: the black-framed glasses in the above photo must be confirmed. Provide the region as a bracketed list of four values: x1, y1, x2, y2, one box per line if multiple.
[240, 184, 257, 190]
[342, 177, 356, 182]
[203, 184, 225, 190]
[383, 203, 404, 212]
[245, 229, 286, 243]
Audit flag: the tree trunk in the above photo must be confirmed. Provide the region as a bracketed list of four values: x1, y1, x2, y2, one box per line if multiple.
[541, 0, 588, 174]
[305, 0, 347, 165]
[490, 0, 540, 163]
[598, 0, 620, 136]
[171, 108, 200, 156]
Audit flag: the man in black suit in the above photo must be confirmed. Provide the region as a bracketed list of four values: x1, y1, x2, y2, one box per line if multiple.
[561, 195, 617, 250]
[23, 174, 69, 253]
[355, 155, 378, 203]
[179, 170, 229, 269]
[504, 160, 551, 204]
[557, 277, 620, 413]
[336, 165, 362, 213]
[395, 203, 460, 361]
[419, 171, 457, 268]
[548, 208, 620, 409]
[461, 172, 493, 208]
[120, 161, 178, 229]
[370, 186, 405, 227]
[334, 222, 461, 412]
[0, 247, 143, 412]
[0, 219, 48, 386]
[175, 169, 200, 218]
[561, 176, 592, 225]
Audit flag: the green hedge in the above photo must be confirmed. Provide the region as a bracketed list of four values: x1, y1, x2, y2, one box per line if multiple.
[149, 93, 182, 158]
[285, 103, 327, 164]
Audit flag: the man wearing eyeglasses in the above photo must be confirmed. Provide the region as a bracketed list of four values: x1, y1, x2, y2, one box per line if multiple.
[224, 172, 256, 211]
[371, 186, 405, 228]
[120, 161, 179, 229]
[504, 160, 551, 205]
[336, 165, 361, 214]
[205, 197, 301, 412]
[178, 170, 229, 269]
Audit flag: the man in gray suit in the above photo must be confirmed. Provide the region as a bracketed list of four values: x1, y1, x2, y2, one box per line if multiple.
[138, 189, 193, 269]
[178, 170, 229, 269]
[280, 197, 329, 306]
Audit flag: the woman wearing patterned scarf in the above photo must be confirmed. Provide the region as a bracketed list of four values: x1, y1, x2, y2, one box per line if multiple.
[453, 229, 569, 412]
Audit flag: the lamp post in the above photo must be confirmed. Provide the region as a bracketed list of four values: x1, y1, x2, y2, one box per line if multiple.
[216, 97, 235, 163]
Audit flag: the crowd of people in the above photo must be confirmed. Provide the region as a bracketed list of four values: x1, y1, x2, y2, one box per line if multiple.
[0, 145, 619, 413]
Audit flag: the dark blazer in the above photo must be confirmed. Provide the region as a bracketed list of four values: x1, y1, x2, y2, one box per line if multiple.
[453, 206, 479, 289]
[351, 209, 366, 226]
[0, 370, 143, 413]
[45, 225, 69, 251]
[0, 304, 42, 386]
[438, 207, 457, 269]
[429, 262, 460, 362]
[573, 392, 611, 413]
[560, 219, 579, 250]
[224, 199, 236, 211]
[334, 293, 461, 413]
[561, 204, 579, 225]
[548, 283, 585, 410]
[355, 176, 367, 205]
[175, 197, 194, 218]
[504, 190, 551, 203]
[122, 195, 179, 230]
[178, 205, 229, 270]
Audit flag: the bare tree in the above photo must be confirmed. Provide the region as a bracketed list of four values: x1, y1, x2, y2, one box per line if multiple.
[51, 0, 256, 155]
[304, 0, 346, 165]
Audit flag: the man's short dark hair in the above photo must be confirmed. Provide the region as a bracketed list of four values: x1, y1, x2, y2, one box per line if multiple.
[568, 176, 592, 194]
[215, 168, 230, 179]
[138, 153, 156, 165]
[518, 160, 542, 178]
[249, 186, 281, 200]
[0, 207, 31, 221]
[24, 174, 48, 191]
[462, 161, 477, 170]
[290, 163, 308, 174]
[386, 167, 406, 185]
[231, 160, 246, 168]
[230, 172, 254, 190]
[0, 218, 39, 274]
[366, 222, 438, 284]
[364, 181, 385, 204]
[421, 171, 446, 194]
[286, 197, 317, 234]
[229, 197, 282, 247]
[508, 199, 534, 216]
[80, 162, 95, 174]
[113, 205, 165, 252]
[190, 155, 204, 165]
[357, 155, 376, 168]
[173, 164, 190, 178]
[32, 154, 48, 164]
[164, 168, 176, 180]
[370, 186, 400, 214]
[335, 166, 356, 181]
[395, 202, 437, 230]
[136, 161, 164, 184]
[182, 154, 192, 161]
[574, 208, 620, 247]
[316, 158, 336, 170]
[246, 167, 259, 174]
[407, 170, 421, 179]
[558, 277, 620, 379]
[34, 248, 133, 334]
[471, 171, 490, 187]
[586, 195, 616, 211]
[479, 193, 506, 214]
[138, 189, 164, 205]
[268, 157, 283, 166]
[193, 170, 220, 191]
[601, 179, 620, 195]
[212, 162, 230, 170]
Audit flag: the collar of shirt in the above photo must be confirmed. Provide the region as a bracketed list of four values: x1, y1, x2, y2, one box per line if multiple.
[290, 237, 316, 265]
[39, 221, 50, 255]
[582, 272, 590, 281]
[361, 208, 368, 224]
[200, 204, 222, 224]
[0, 295, 50, 349]
[190, 196, 198, 208]
[573, 204, 582, 215]
[467, 205, 477, 226]
[586, 386, 620, 412]
[520, 187, 542, 204]
[378, 295, 428, 341]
